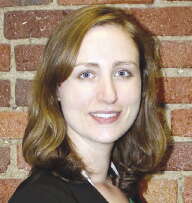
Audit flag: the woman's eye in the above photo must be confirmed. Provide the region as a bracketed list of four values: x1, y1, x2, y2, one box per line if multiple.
[114, 70, 132, 78]
[79, 71, 95, 79]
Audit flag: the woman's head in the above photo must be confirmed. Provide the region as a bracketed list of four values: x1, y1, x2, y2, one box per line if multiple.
[23, 5, 166, 187]
[57, 24, 141, 146]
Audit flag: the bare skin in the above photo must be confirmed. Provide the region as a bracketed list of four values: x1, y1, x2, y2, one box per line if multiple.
[80, 143, 129, 202]
[94, 181, 129, 203]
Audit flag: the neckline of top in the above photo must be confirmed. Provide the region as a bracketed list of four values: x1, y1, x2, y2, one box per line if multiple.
[81, 162, 119, 186]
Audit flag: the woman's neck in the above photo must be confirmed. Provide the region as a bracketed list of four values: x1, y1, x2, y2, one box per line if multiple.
[72, 138, 114, 183]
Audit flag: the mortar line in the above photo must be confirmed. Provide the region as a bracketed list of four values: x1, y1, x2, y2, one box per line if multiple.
[177, 175, 184, 203]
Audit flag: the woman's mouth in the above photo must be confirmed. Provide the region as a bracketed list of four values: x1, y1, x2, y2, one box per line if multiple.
[89, 111, 121, 124]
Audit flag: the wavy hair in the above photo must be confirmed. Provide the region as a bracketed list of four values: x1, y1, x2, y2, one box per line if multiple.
[23, 5, 167, 200]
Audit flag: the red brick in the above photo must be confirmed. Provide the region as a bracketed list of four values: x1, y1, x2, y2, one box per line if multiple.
[59, 0, 153, 5]
[131, 7, 192, 36]
[0, 112, 27, 138]
[4, 10, 68, 39]
[0, 44, 11, 71]
[0, 80, 10, 107]
[160, 41, 192, 68]
[15, 79, 32, 106]
[184, 176, 192, 203]
[171, 109, 192, 137]
[17, 144, 30, 170]
[0, 147, 10, 173]
[0, 179, 22, 203]
[5, 8, 192, 39]
[162, 143, 192, 171]
[157, 77, 192, 104]
[141, 179, 177, 203]
[15, 45, 44, 71]
[0, 0, 52, 7]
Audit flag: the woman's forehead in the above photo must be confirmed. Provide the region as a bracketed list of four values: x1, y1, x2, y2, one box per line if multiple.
[75, 24, 139, 66]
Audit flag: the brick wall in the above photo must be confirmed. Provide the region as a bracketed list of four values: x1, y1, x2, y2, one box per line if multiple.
[0, 0, 192, 202]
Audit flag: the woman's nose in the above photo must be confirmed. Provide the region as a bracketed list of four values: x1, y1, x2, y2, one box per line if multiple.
[96, 78, 117, 104]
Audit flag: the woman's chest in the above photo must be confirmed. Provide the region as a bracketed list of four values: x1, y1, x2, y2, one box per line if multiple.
[94, 183, 129, 203]
[69, 182, 130, 203]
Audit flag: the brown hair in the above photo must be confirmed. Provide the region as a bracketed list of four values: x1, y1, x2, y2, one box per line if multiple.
[23, 5, 167, 199]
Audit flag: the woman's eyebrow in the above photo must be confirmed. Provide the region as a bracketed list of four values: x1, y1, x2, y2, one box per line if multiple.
[113, 61, 138, 68]
[74, 62, 99, 68]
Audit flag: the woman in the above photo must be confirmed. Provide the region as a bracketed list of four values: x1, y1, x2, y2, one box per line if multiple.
[9, 5, 167, 203]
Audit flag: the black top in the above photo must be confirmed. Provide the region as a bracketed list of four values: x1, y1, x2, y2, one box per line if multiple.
[9, 170, 137, 203]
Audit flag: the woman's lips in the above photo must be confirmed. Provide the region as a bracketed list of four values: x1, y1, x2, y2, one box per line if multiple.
[89, 111, 121, 124]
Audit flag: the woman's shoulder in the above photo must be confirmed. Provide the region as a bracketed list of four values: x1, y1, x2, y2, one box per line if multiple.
[9, 170, 76, 203]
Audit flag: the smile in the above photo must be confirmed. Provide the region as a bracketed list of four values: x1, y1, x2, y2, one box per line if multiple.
[89, 111, 121, 124]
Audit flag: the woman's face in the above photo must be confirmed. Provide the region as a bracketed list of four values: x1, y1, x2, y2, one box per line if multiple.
[58, 25, 141, 146]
